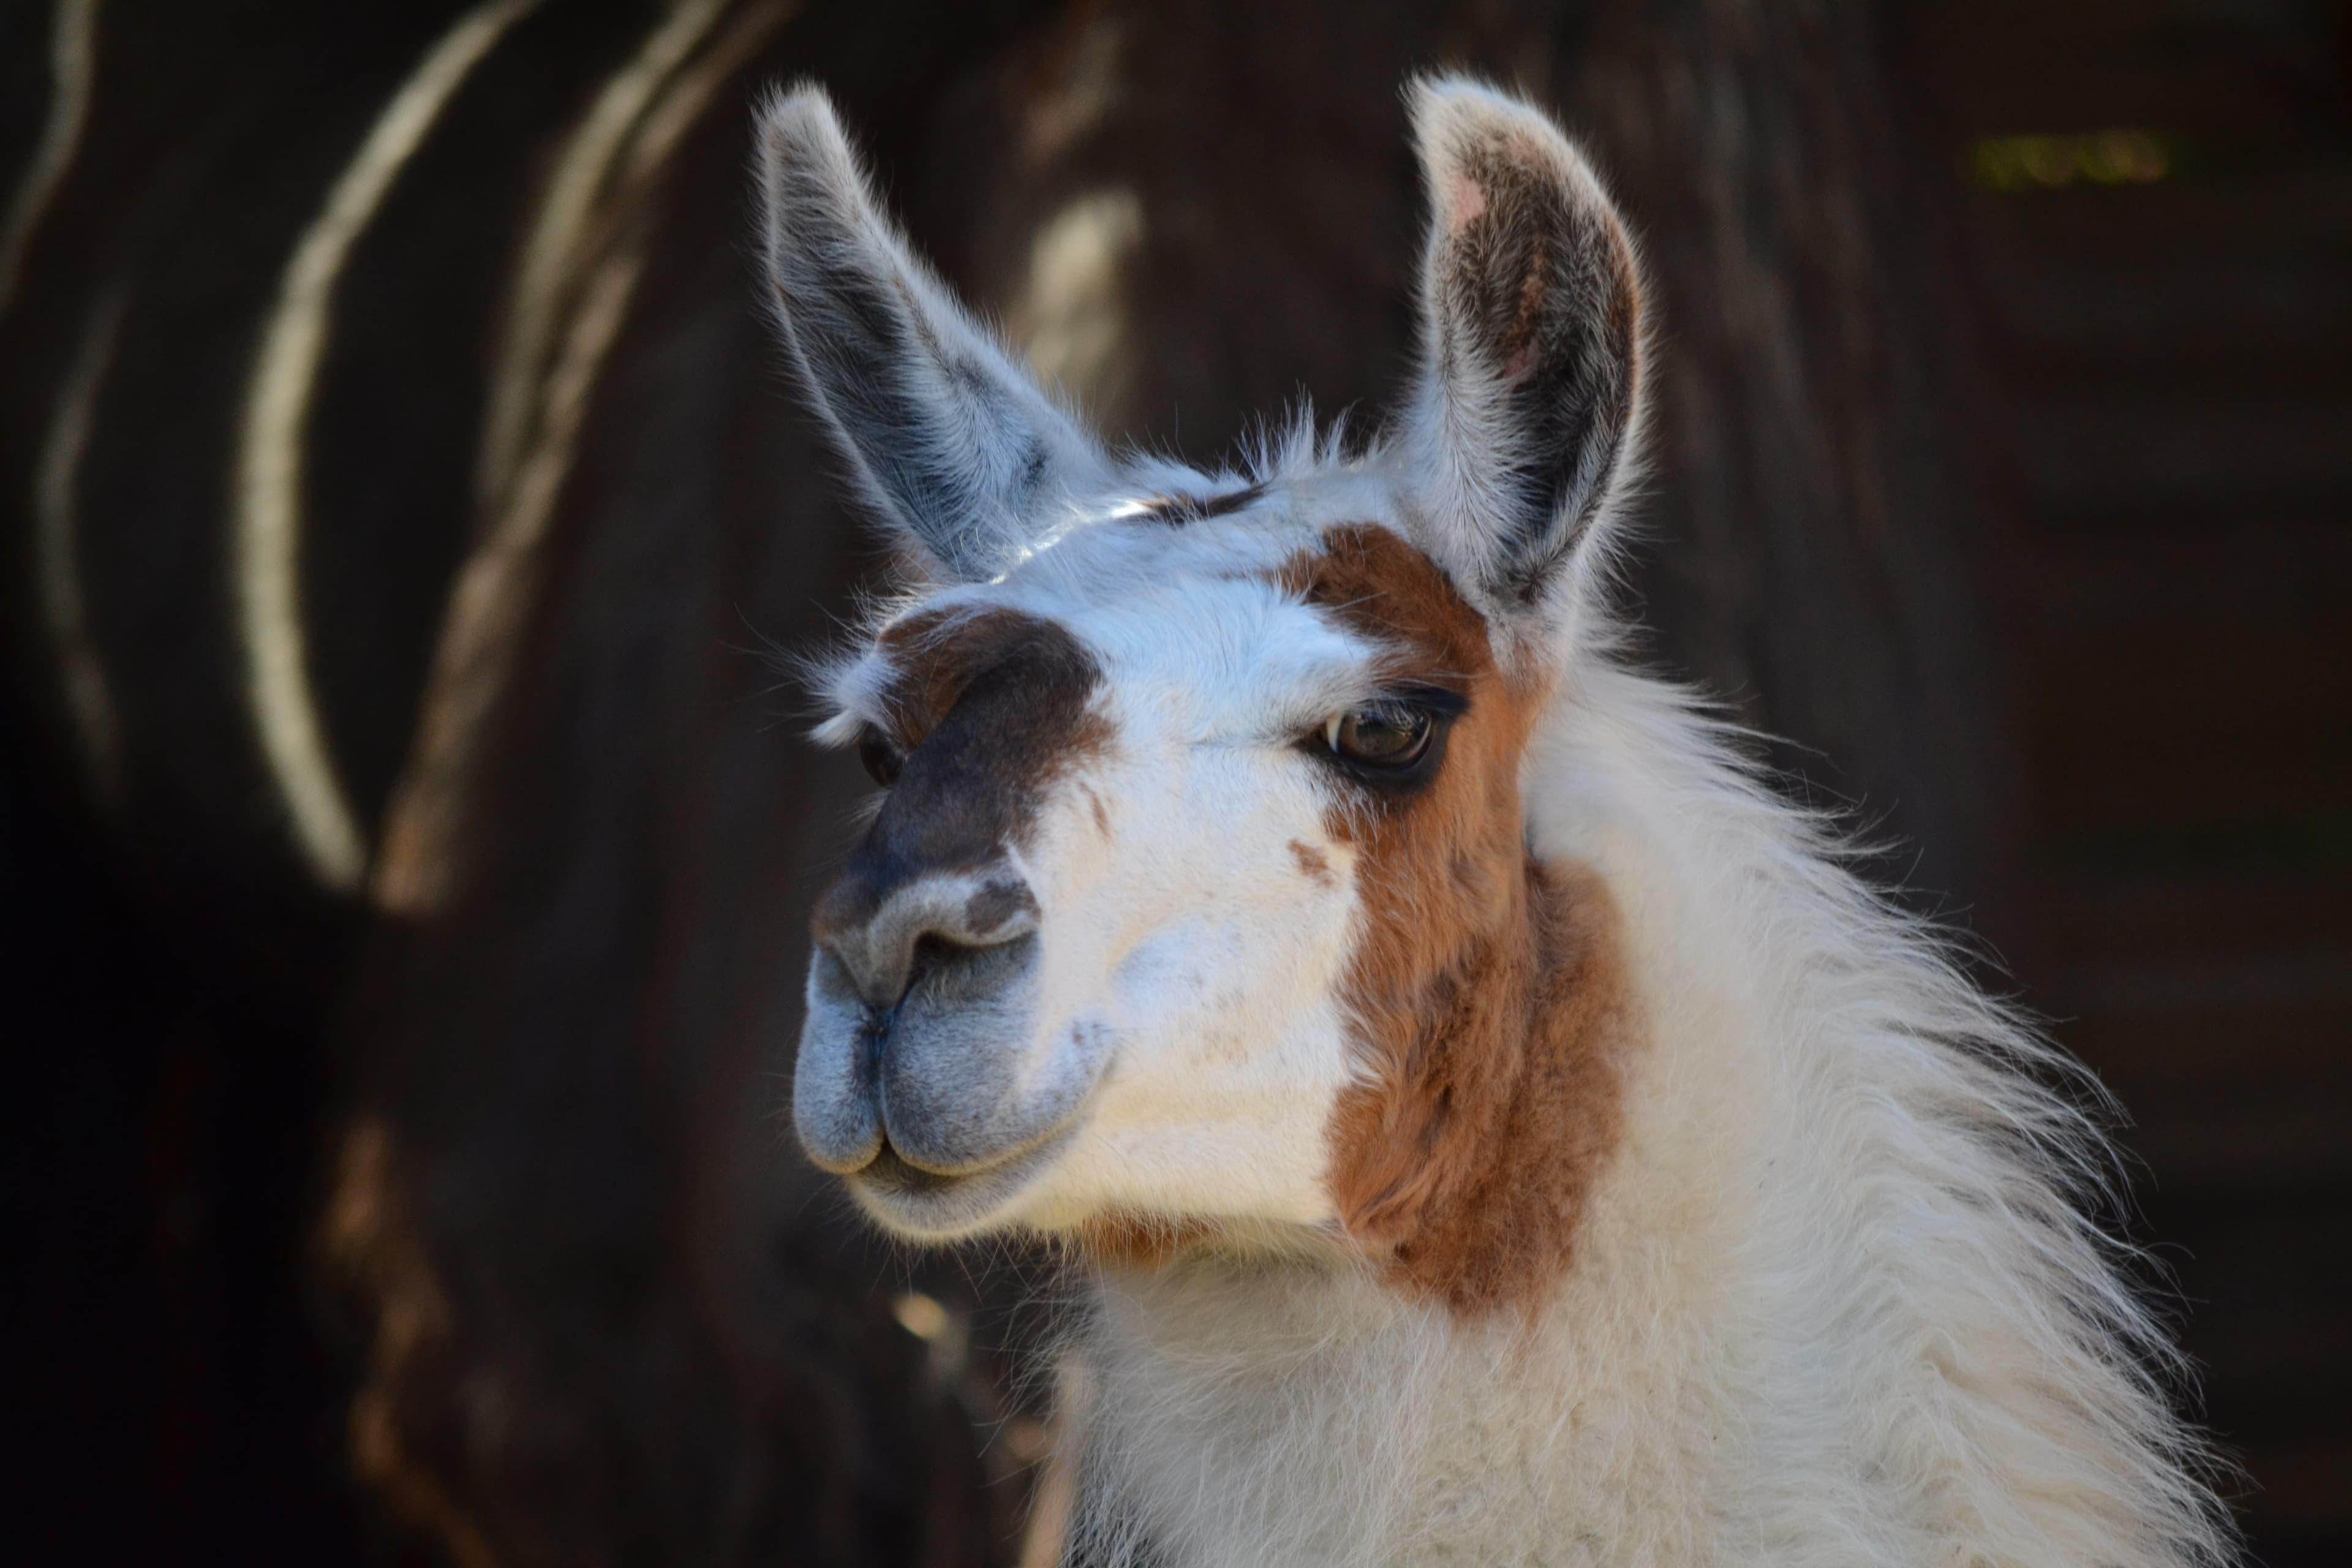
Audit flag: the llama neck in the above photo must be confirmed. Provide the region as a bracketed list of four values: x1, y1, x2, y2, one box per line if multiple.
[1067, 850, 1765, 1565]
[1068, 1158, 1752, 1568]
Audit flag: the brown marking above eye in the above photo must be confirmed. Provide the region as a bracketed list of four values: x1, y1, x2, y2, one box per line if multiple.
[816, 607, 1109, 927]
[1276, 524, 1492, 691]
[872, 606, 1087, 741]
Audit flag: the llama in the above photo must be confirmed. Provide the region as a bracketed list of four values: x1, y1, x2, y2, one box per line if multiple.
[755, 77, 2233, 1567]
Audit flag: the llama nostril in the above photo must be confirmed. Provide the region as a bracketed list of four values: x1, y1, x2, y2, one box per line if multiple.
[902, 930, 1036, 1010]
[905, 932, 957, 1000]
[818, 873, 1041, 1013]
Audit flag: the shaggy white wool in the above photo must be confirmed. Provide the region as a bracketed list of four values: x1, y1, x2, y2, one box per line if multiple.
[1060, 641, 2236, 1566]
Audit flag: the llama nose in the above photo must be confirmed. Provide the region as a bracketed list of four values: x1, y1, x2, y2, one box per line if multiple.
[798, 863, 1065, 1179]
[812, 868, 1041, 1014]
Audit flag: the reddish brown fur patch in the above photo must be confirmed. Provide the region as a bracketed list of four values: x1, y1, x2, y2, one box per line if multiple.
[1277, 522, 1493, 690]
[1073, 1212, 1225, 1271]
[873, 606, 1088, 747]
[863, 604, 1112, 842]
[1289, 839, 1335, 887]
[1286, 524, 1638, 1317]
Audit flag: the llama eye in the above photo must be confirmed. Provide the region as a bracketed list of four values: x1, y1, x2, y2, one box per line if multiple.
[856, 727, 905, 787]
[1325, 703, 1433, 768]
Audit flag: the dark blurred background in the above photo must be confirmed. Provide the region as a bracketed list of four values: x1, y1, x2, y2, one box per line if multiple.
[1, 1, 2345, 1564]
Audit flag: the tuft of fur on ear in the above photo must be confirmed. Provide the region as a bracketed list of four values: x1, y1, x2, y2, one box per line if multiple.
[756, 85, 1110, 581]
[1398, 77, 1646, 624]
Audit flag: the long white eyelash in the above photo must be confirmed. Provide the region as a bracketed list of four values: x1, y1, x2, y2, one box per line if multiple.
[810, 645, 904, 746]
[812, 707, 870, 748]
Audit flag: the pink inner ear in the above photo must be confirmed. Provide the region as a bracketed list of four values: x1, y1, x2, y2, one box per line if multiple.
[1445, 173, 1488, 235]
[1500, 265, 1548, 381]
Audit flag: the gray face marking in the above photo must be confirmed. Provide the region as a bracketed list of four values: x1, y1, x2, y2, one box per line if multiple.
[964, 880, 1039, 939]
[797, 609, 1114, 1179]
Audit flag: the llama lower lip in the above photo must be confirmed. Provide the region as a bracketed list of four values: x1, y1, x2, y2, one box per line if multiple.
[848, 1125, 1078, 1239]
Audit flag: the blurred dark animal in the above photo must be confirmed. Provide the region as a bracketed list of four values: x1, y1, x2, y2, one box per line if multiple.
[0, 1, 2019, 1563]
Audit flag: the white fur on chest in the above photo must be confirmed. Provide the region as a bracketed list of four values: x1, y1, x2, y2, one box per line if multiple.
[1066, 1187, 1746, 1567]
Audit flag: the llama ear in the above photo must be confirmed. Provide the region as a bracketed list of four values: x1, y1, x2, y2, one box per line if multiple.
[756, 86, 1110, 581]
[1398, 78, 1645, 619]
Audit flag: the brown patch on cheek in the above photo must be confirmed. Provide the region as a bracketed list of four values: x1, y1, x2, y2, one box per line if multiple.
[1288, 525, 1640, 1319]
[1329, 863, 1637, 1318]
[1288, 839, 1334, 888]
[1276, 523, 1494, 687]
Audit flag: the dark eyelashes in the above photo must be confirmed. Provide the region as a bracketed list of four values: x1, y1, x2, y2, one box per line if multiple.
[1305, 685, 1465, 794]
[1384, 684, 1469, 720]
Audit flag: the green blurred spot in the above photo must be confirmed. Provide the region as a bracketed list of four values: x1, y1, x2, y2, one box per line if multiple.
[1966, 129, 2171, 191]
[2056, 816, 2352, 873]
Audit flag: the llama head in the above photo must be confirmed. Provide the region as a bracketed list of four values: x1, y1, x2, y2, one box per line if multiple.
[760, 78, 1645, 1280]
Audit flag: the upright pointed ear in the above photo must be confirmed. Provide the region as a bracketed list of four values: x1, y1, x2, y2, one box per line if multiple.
[756, 86, 1111, 581]
[1398, 78, 1646, 622]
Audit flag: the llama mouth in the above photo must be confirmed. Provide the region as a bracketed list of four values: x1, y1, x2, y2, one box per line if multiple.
[845, 1123, 1081, 1239]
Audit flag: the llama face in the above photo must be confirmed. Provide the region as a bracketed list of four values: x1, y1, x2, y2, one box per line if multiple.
[760, 78, 1643, 1261]
[795, 489, 1411, 1238]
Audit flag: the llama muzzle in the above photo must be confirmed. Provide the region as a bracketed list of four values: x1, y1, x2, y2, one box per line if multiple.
[795, 861, 1110, 1224]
